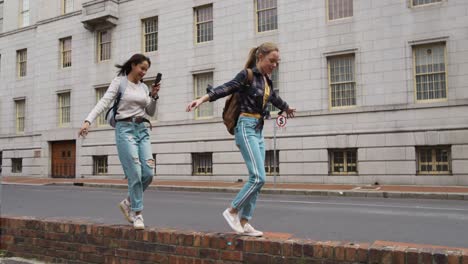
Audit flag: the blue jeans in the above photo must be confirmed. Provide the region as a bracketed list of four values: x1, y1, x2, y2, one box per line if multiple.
[232, 116, 266, 220]
[115, 121, 154, 212]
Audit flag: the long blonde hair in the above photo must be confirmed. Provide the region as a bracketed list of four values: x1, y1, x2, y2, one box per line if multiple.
[244, 42, 279, 69]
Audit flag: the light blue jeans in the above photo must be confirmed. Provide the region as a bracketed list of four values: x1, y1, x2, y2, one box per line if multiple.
[115, 121, 154, 212]
[232, 116, 266, 220]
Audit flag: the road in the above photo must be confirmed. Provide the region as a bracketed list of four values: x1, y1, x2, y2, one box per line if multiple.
[1, 185, 467, 248]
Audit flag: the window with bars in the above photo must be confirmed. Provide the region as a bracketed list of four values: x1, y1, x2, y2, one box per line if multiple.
[195, 5, 213, 43]
[328, 0, 353, 20]
[17, 49, 27, 77]
[265, 150, 279, 175]
[0, 1, 4, 32]
[95, 87, 108, 126]
[20, 0, 30, 27]
[329, 149, 357, 175]
[413, 43, 447, 101]
[144, 80, 158, 120]
[417, 146, 451, 174]
[98, 31, 111, 61]
[328, 54, 356, 108]
[192, 153, 212, 175]
[12, 158, 22, 173]
[412, 0, 442, 7]
[58, 92, 71, 126]
[60, 37, 72, 68]
[266, 67, 280, 113]
[15, 99, 25, 133]
[194, 72, 214, 119]
[63, 0, 73, 14]
[143, 17, 158, 52]
[93, 156, 108, 175]
[256, 0, 277, 32]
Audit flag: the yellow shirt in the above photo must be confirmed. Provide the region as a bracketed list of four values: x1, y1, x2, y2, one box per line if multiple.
[263, 80, 270, 108]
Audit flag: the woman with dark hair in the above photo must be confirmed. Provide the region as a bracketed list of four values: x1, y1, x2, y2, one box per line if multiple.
[186, 42, 296, 236]
[79, 54, 160, 229]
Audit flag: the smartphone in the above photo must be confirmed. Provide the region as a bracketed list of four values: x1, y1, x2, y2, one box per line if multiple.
[154, 73, 162, 85]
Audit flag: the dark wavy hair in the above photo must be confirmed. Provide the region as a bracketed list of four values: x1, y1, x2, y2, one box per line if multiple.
[115, 54, 151, 76]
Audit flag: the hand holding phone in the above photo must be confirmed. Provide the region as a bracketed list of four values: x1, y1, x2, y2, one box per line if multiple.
[154, 73, 162, 85]
[150, 73, 162, 99]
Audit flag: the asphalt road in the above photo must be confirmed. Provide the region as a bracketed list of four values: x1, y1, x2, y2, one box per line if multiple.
[1, 185, 467, 248]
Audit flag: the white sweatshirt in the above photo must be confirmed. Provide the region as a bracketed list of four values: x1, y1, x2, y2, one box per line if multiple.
[85, 76, 157, 124]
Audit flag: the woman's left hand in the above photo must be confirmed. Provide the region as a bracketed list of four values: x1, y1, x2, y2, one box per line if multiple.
[150, 83, 161, 98]
[285, 107, 296, 118]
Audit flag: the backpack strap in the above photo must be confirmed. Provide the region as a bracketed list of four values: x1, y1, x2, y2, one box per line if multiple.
[114, 77, 128, 113]
[244, 68, 253, 86]
[118, 77, 128, 96]
[105, 77, 128, 120]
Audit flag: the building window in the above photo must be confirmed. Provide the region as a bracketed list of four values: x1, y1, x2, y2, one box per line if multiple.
[17, 49, 27, 77]
[412, 0, 442, 7]
[20, 0, 30, 27]
[329, 149, 357, 175]
[15, 99, 25, 133]
[144, 80, 158, 120]
[417, 146, 451, 174]
[97, 31, 111, 61]
[152, 153, 157, 175]
[63, 0, 73, 14]
[192, 153, 212, 175]
[60, 37, 72, 68]
[95, 87, 108, 126]
[0, 1, 4, 32]
[256, 0, 277, 32]
[194, 5, 213, 43]
[58, 92, 71, 126]
[11, 158, 22, 173]
[328, 0, 353, 20]
[328, 54, 356, 108]
[413, 43, 447, 101]
[266, 67, 279, 112]
[143, 17, 158, 52]
[93, 156, 108, 174]
[265, 150, 279, 175]
[194, 72, 213, 119]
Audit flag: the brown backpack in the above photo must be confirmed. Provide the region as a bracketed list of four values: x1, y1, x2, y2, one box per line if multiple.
[222, 69, 254, 135]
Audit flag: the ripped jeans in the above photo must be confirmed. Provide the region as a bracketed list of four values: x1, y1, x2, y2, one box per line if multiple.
[115, 121, 154, 212]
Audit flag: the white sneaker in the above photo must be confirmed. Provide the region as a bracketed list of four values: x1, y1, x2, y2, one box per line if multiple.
[222, 208, 244, 233]
[133, 214, 145, 230]
[119, 199, 134, 223]
[243, 223, 263, 237]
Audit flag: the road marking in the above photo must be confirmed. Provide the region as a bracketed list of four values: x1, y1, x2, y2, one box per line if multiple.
[210, 197, 468, 212]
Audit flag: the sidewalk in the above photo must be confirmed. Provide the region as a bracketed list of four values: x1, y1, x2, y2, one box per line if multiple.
[2, 176, 468, 200]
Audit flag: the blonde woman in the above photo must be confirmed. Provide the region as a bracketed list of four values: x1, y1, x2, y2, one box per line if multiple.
[186, 43, 296, 236]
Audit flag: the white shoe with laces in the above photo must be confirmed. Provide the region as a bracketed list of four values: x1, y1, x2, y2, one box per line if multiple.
[133, 214, 145, 230]
[243, 223, 263, 237]
[222, 208, 244, 233]
[119, 199, 134, 223]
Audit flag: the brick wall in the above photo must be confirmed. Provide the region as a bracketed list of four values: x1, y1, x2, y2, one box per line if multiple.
[1, 216, 467, 264]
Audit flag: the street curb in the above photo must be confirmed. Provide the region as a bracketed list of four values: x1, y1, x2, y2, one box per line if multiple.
[39, 182, 468, 201]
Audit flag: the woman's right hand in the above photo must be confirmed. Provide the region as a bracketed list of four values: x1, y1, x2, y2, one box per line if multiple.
[78, 121, 91, 138]
[186, 98, 204, 112]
